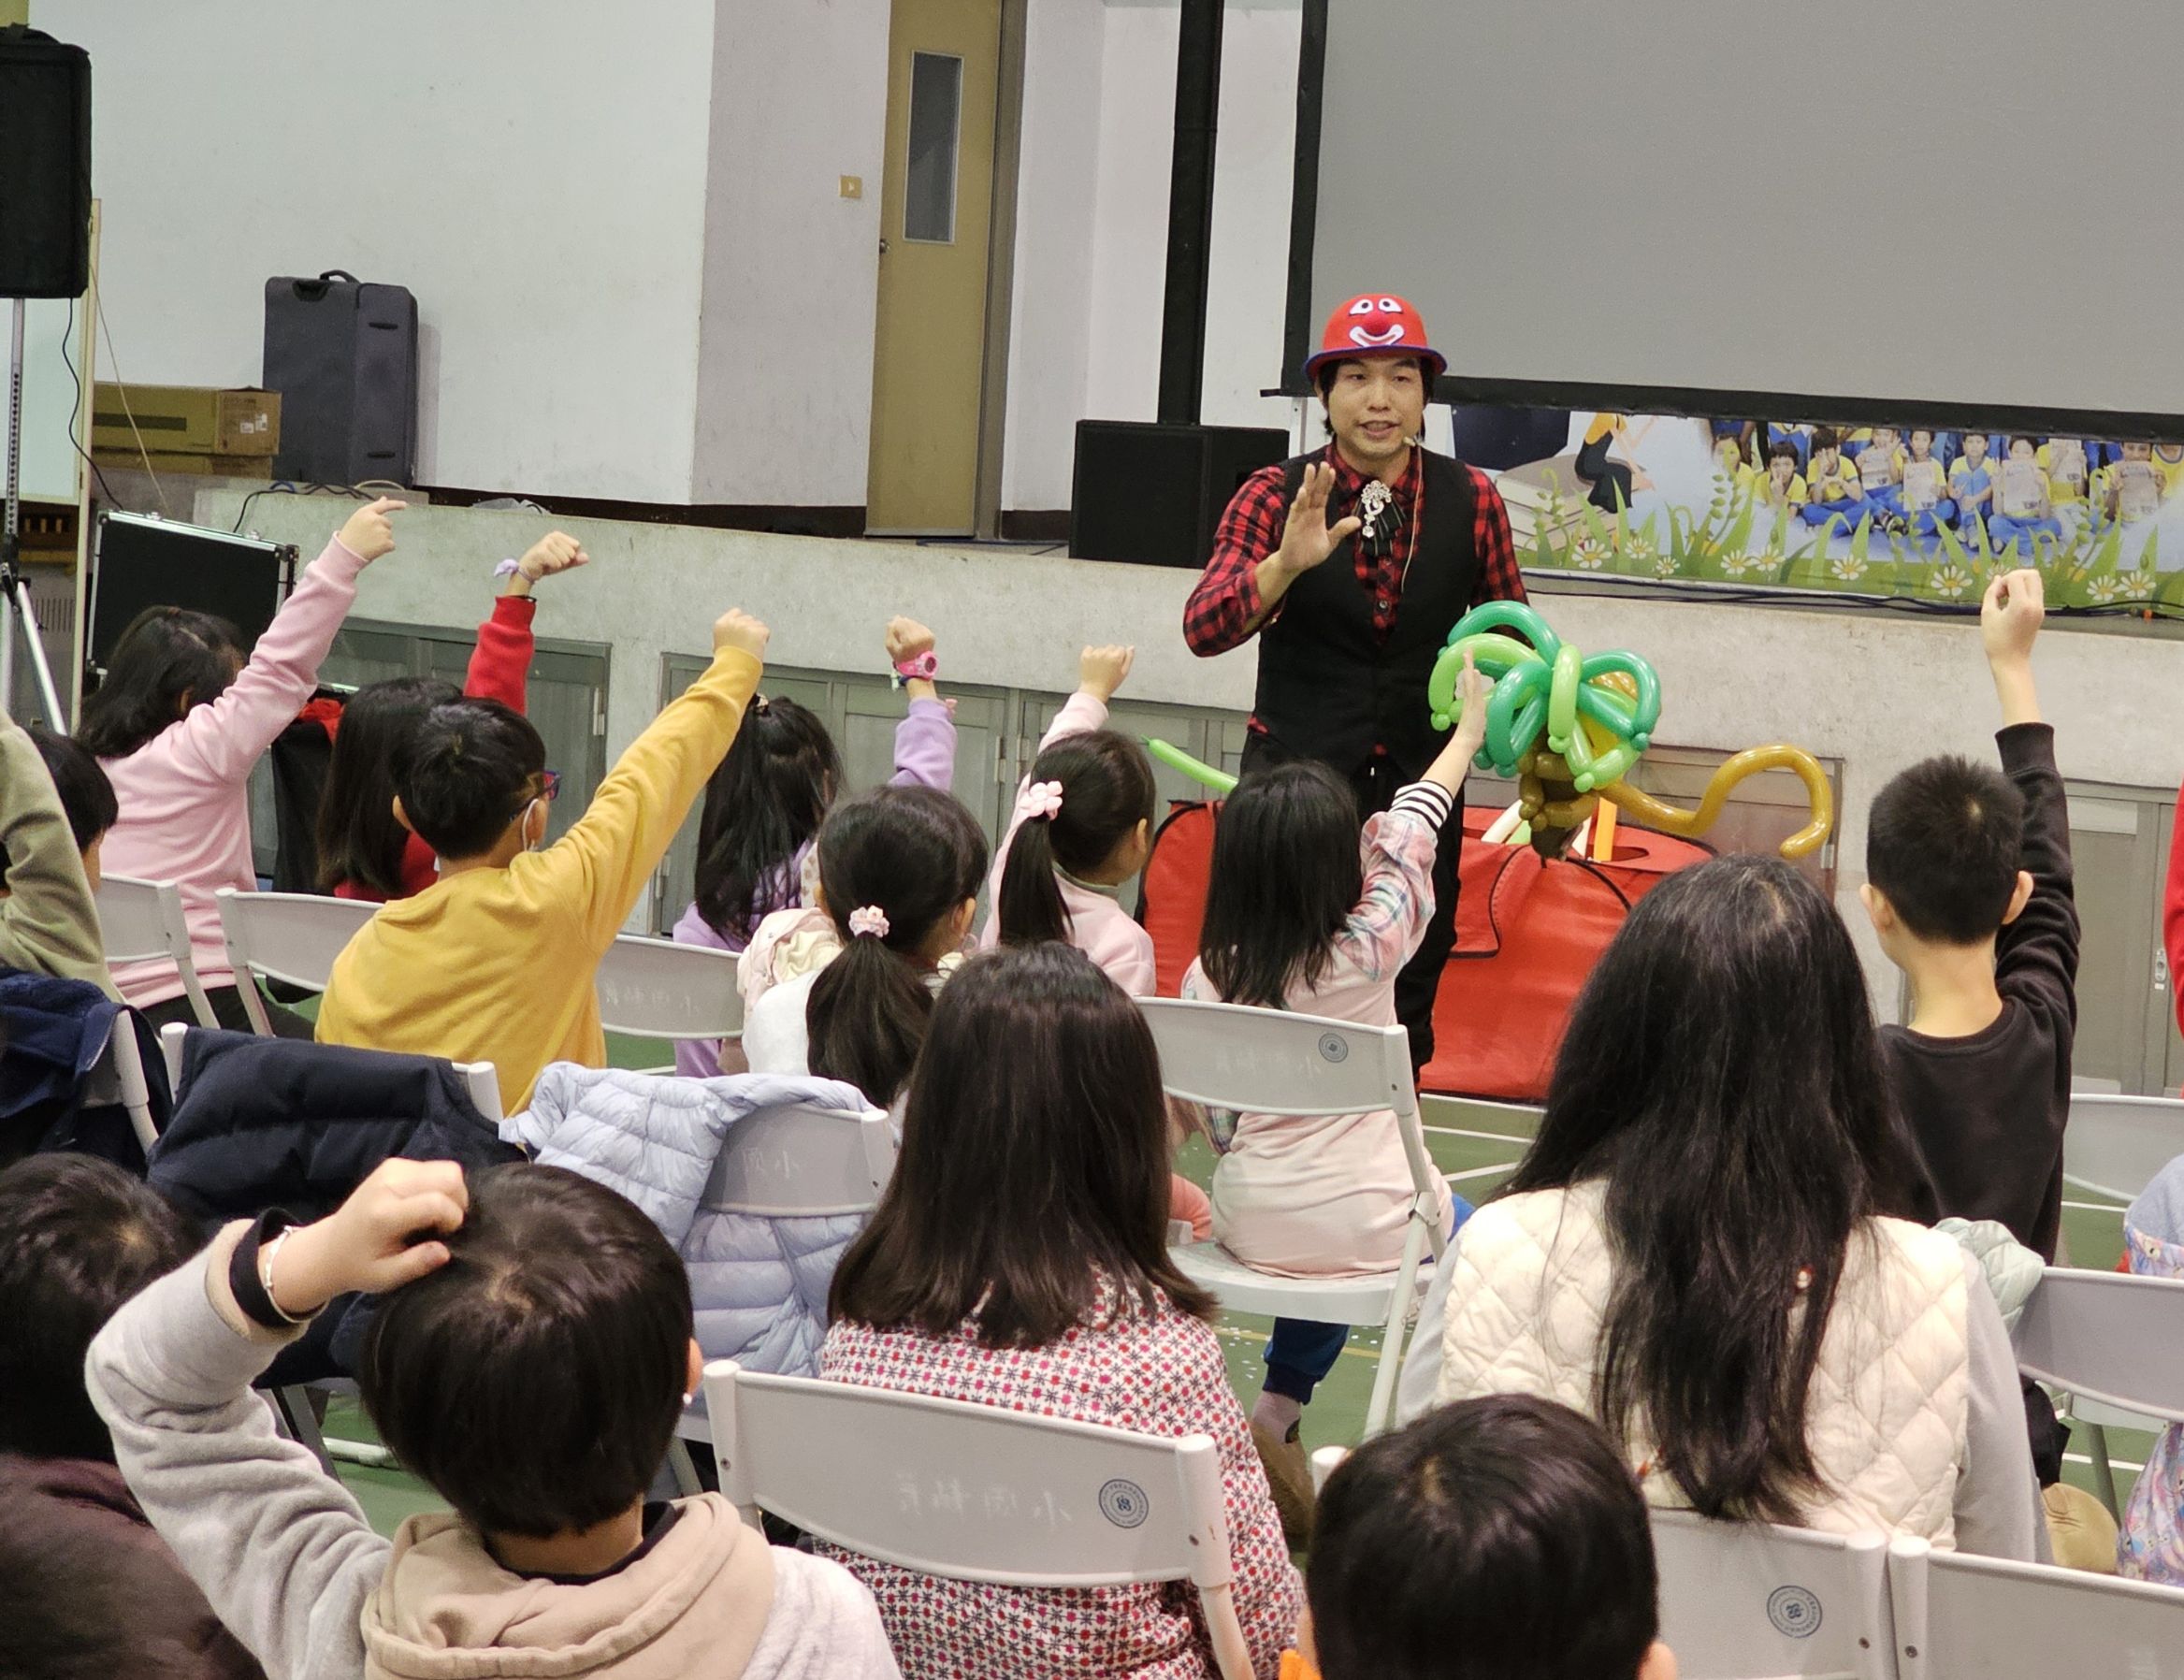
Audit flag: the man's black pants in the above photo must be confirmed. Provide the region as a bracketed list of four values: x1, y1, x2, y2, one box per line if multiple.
[1236, 734, 1461, 1073]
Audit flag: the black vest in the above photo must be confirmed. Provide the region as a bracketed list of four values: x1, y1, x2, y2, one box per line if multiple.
[1253, 448, 1482, 778]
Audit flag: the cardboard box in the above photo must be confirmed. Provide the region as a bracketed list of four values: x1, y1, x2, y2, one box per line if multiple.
[91, 448, 277, 479]
[91, 384, 282, 456]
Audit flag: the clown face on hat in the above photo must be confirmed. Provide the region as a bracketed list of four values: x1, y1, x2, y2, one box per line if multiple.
[1306, 292, 1445, 474]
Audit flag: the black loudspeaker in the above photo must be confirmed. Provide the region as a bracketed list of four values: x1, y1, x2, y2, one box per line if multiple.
[1070, 420, 1291, 569]
[263, 270, 420, 485]
[0, 28, 92, 298]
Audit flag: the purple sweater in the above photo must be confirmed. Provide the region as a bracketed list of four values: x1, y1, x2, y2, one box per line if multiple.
[670, 696, 956, 1076]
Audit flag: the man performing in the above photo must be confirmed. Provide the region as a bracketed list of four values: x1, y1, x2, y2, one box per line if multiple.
[1183, 292, 1526, 1071]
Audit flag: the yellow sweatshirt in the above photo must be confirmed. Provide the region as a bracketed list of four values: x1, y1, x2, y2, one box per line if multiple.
[316, 647, 761, 1108]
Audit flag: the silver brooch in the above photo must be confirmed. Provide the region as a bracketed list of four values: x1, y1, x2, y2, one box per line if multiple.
[1358, 478, 1393, 539]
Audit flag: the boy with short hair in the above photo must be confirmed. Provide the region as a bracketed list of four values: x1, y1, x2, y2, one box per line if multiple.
[0, 702, 118, 997]
[1297, 1394, 1676, 1680]
[1863, 568, 2077, 1259]
[88, 1157, 899, 1680]
[1757, 438, 1808, 513]
[1798, 426, 1873, 531]
[1951, 431, 1998, 541]
[316, 608, 769, 1108]
[0, 1153, 257, 1680]
[1989, 437, 2063, 556]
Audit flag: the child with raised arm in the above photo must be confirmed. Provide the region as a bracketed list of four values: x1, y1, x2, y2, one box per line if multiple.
[82, 497, 405, 1036]
[1864, 569, 2078, 1258]
[1183, 652, 1490, 1542]
[87, 1158, 898, 1680]
[981, 643, 1158, 995]
[317, 610, 770, 1109]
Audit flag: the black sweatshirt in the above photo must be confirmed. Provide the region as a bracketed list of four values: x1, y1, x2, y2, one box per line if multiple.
[1878, 723, 2079, 1261]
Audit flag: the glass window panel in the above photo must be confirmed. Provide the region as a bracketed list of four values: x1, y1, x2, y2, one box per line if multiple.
[904, 51, 963, 244]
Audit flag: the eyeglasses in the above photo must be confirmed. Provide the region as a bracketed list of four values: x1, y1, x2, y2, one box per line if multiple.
[540, 770, 562, 803]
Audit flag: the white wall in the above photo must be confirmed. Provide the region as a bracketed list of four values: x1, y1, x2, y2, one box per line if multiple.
[1004, 0, 1305, 510]
[36, 0, 719, 503]
[692, 0, 891, 506]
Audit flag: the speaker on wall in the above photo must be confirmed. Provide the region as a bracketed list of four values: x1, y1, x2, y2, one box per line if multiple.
[0, 27, 92, 299]
[264, 270, 420, 485]
[1070, 420, 1291, 570]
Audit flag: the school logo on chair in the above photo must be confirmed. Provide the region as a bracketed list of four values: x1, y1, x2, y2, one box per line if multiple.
[1099, 1479, 1150, 1528]
[1766, 1585, 1822, 1639]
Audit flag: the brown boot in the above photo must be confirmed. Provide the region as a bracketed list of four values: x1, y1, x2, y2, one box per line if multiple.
[1251, 1419, 1316, 1548]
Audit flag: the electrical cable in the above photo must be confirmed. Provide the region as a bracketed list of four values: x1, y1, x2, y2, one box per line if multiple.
[56, 297, 130, 511]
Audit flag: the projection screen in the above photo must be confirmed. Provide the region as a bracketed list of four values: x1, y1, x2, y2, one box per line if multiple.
[1290, 0, 2184, 434]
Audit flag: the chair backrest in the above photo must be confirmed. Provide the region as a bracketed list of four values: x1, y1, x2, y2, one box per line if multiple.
[157, 1021, 505, 1125]
[2063, 1092, 2184, 1204]
[595, 933, 743, 1041]
[701, 1358, 1253, 1680]
[701, 1098, 896, 1218]
[1651, 1510, 1896, 1680]
[78, 1015, 159, 1152]
[1135, 996, 1442, 1247]
[1888, 1535, 2184, 1680]
[214, 887, 374, 993]
[2012, 1266, 2184, 1425]
[95, 875, 216, 1026]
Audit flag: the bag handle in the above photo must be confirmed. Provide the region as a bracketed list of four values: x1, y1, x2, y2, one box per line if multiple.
[288, 269, 359, 301]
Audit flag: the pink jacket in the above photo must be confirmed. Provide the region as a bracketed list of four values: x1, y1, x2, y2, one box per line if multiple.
[978, 691, 1156, 996]
[102, 536, 366, 1008]
[1182, 782, 1455, 1277]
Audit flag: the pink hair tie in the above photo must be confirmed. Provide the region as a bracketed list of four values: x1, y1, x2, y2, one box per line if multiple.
[1021, 779, 1064, 821]
[846, 905, 890, 940]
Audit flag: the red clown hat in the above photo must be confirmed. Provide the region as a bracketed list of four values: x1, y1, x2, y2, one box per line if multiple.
[1303, 292, 1446, 383]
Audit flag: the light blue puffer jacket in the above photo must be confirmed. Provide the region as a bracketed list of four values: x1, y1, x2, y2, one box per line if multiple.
[505, 1064, 884, 1377]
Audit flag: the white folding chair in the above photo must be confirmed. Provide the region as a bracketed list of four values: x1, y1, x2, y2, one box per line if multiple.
[664, 1094, 897, 1488]
[701, 1357, 1256, 1680]
[594, 933, 743, 1073]
[1888, 1535, 2184, 1680]
[75, 1013, 160, 1152]
[158, 1020, 504, 1125]
[94, 875, 216, 1028]
[213, 888, 376, 1036]
[2063, 1091, 2184, 1204]
[2013, 1266, 2184, 1517]
[1650, 1511, 1895, 1680]
[1135, 996, 1446, 1435]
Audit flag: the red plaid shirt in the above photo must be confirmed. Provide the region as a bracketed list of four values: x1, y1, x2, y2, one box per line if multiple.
[1182, 444, 1525, 659]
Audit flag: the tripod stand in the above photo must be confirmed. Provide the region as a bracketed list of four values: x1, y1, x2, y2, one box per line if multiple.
[3, 295, 68, 729]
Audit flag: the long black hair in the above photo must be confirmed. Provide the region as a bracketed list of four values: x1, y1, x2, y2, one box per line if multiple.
[996, 730, 1157, 948]
[1502, 854, 1913, 1523]
[1198, 760, 1363, 1007]
[806, 785, 988, 1107]
[77, 607, 245, 760]
[692, 696, 841, 941]
[829, 943, 1215, 1347]
[315, 675, 461, 894]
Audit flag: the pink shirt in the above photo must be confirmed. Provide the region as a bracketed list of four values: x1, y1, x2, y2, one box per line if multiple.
[1182, 783, 1456, 1277]
[979, 690, 1157, 996]
[102, 536, 367, 1008]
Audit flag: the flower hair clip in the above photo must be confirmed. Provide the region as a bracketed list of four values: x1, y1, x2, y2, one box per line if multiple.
[1021, 780, 1064, 821]
[846, 905, 890, 940]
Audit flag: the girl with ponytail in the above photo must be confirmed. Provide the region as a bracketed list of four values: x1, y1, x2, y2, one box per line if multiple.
[672, 616, 957, 1077]
[983, 644, 1159, 996]
[741, 784, 988, 1108]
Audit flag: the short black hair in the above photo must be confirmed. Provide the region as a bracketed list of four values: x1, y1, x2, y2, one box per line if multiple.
[76, 606, 245, 760]
[23, 726, 118, 854]
[356, 1164, 690, 1539]
[1809, 425, 1841, 451]
[1766, 439, 1800, 468]
[1310, 1396, 1660, 1680]
[1866, 755, 2026, 944]
[1314, 355, 1428, 403]
[390, 699, 547, 862]
[0, 1155, 198, 1460]
[316, 674, 460, 894]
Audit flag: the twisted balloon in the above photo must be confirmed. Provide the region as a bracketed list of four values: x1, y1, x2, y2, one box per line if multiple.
[1426, 601, 1662, 793]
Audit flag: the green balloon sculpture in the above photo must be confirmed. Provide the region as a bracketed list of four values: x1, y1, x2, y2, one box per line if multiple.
[1425, 601, 1662, 794]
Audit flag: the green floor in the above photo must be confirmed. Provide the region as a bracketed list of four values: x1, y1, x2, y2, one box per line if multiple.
[323, 1066, 2152, 1536]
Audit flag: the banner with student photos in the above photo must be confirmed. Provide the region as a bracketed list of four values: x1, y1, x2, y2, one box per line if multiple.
[1500, 413, 2184, 610]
